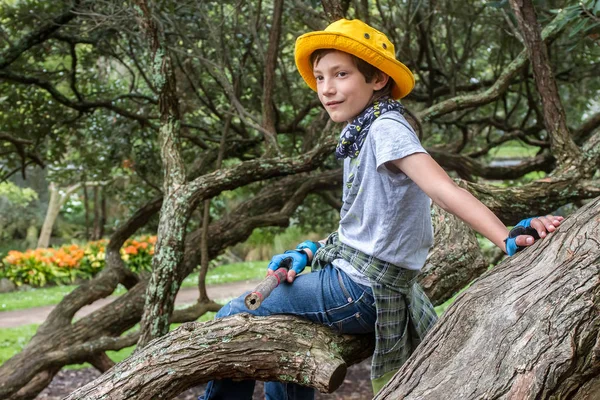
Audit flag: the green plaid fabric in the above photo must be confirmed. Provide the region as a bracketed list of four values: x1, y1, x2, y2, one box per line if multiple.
[312, 232, 437, 380]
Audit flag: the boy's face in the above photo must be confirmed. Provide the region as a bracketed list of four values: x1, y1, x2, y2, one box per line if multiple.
[312, 51, 388, 123]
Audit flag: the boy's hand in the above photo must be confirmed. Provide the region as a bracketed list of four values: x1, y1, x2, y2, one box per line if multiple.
[267, 250, 308, 283]
[505, 215, 564, 256]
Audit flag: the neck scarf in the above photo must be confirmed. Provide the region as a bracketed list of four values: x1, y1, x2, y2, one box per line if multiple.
[335, 97, 405, 160]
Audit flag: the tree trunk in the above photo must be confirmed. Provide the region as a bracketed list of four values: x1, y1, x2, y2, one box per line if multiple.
[376, 196, 600, 399]
[260, 0, 283, 155]
[92, 185, 100, 240]
[37, 182, 81, 248]
[134, 0, 189, 347]
[83, 178, 89, 240]
[99, 187, 106, 239]
[508, 0, 582, 167]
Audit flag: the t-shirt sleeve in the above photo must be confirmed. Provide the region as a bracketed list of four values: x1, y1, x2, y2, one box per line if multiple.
[369, 115, 428, 175]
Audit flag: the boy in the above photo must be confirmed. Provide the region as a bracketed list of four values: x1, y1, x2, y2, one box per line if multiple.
[200, 18, 562, 399]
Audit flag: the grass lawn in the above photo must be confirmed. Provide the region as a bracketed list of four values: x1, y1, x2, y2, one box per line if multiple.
[0, 261, 267, 312]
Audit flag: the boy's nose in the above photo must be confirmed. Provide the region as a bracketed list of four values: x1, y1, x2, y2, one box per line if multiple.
[322, 79, 336, 95]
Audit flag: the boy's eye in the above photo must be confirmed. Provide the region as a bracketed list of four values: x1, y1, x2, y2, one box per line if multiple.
[314, 75, 324, 82]
[337, 71, 348, 77]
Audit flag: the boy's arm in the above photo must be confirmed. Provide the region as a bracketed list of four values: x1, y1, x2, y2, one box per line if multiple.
[390, 153, 562, 253]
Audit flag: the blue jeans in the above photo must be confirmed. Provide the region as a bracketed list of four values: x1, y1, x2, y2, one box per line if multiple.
[199, 265, 376, 400]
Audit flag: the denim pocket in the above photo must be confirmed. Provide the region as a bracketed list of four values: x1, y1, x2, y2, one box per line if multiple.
[325, 269, 376, 334]
[331, 296, 375, 334]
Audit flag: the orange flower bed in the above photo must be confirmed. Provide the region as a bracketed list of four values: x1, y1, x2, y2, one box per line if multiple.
[1, 236, 157, 287]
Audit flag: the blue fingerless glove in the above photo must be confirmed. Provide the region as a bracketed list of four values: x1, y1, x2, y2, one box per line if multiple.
[296, 240, 320, 257]
[267, 251, 308, 275]
[505, 217, 540, 256]
[267, 241, 322, 275]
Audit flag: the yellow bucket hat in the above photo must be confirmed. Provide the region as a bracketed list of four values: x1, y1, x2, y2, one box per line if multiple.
[294, 19, 415, 99]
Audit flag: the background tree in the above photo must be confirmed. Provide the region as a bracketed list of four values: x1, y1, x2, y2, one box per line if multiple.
[0, 0, 599, 398]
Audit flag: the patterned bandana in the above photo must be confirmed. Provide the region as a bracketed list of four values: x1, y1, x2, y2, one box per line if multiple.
[335, 97, 405, 160]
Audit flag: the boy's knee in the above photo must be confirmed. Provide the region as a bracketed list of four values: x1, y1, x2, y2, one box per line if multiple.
[215, 296, 247, 318]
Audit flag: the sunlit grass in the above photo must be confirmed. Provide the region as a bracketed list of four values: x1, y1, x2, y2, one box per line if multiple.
[0, 285, 78, 311]
[181, 261, 266, 288]
[488, 140, 539, 159]
[0, 324, 38, 366]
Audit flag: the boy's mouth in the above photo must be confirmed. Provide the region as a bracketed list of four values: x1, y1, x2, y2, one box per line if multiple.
[325, 101, 343, 107]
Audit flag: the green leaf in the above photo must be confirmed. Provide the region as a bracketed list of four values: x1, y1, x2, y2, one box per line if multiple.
[570, 19, 589, 37]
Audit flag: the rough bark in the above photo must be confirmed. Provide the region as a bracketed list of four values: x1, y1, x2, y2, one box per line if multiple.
[64, 315, 374, 399]
[320, 0, 350, 21]
[133, 0, 189, 347]
[376, 196, 600, 399]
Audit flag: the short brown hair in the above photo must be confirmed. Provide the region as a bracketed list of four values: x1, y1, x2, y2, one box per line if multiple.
[310, 49, 394, 99]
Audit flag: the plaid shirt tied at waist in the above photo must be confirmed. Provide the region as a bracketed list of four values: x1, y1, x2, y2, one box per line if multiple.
[312, 232, 437, 380]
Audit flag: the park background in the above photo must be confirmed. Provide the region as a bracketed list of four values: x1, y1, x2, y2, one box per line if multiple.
[0, 0, 599, 399]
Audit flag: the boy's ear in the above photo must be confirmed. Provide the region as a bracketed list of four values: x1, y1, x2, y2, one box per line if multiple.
[373, 73, 390, 91]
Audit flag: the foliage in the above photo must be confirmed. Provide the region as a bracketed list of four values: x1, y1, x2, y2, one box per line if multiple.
[234, 226, 325, 261]
[0, 182, 40, 250]
[0, 236, 156, 287]
[2, 0, 598, 254]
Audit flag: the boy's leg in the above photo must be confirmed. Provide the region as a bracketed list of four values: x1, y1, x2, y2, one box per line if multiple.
[264, 381, 316, 400]
[200, 265, 376, 400]
[199, 379, 255, 400]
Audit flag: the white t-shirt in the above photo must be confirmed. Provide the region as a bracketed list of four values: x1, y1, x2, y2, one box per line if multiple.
[336, 111, 433, 278]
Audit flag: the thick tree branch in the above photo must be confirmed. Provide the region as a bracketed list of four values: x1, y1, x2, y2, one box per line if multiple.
[429, 150, 555, 181]
[63, 315, 374, 400]
[377, 197, 600, 399]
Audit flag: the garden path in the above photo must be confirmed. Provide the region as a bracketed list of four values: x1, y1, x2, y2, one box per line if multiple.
[0, 279, 261, 328]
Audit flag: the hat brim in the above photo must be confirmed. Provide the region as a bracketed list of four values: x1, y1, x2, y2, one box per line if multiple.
[295, 31, 415, 99]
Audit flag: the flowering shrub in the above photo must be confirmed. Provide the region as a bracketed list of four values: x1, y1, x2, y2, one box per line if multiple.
[0, 236, 156, 287]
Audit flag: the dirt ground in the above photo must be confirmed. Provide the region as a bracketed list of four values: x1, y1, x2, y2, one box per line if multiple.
[36, 358, 373, 399]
